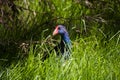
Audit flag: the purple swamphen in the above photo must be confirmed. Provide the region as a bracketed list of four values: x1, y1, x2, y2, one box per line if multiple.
[53, 25, 72, 58]
[42, 25, 72, 60]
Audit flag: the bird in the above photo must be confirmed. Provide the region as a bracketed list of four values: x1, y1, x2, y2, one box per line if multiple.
[52, 25, 72, 59]
[42, 25, 72, 60]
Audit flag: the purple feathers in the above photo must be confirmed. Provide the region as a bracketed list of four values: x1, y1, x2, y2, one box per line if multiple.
[53, 25, 72, 59]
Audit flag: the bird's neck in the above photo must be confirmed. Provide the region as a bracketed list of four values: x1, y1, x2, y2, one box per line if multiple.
[61, 33, 71, 44]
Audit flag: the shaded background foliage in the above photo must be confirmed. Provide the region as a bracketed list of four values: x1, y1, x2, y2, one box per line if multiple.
[0, 0, 120, 61]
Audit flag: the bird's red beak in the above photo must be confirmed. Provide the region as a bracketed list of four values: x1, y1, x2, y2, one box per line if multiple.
[53, 26, 58, 36]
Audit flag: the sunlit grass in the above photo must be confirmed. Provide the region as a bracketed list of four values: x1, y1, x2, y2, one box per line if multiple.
[0, 36, 120, 80]
[0, 0, 120, 80]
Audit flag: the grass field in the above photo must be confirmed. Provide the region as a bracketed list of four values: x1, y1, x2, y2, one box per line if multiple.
[0, 36, 120, 80]
[0, 0, 120, 80]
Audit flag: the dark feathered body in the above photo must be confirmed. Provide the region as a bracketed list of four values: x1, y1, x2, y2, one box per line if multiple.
[54, 40, 71, 59]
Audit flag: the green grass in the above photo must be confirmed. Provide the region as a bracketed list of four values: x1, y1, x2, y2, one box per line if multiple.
[0, 0, 120, 80]
[0, 36, 120, 80]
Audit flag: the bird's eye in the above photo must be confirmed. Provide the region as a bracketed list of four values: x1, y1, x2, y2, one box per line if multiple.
[58, 27, 60, 30]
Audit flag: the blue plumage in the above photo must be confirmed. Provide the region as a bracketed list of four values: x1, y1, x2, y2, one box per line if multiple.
[53, 25, 72, 59]
[42, 25, 72, 60]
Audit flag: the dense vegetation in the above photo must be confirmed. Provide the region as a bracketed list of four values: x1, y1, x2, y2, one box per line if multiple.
[0, 0, 120, 80]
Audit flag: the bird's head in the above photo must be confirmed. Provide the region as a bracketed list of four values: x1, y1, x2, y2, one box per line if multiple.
[53, 25, 70, 43]
[53, 25, 67, 36]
